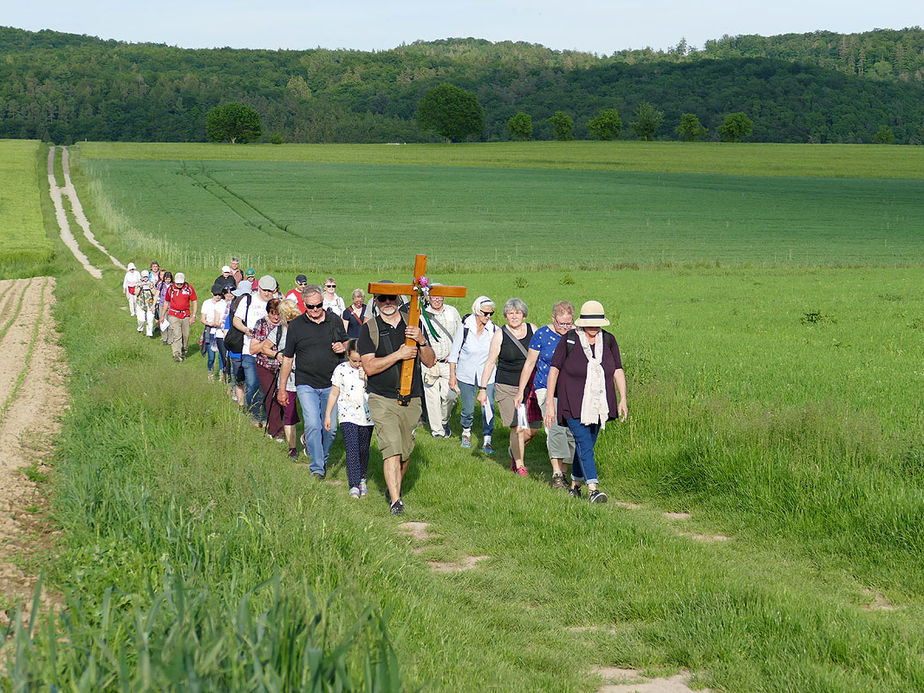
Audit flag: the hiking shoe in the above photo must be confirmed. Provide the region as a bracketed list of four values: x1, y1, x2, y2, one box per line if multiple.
[390, 499, 405, 515]
[311, 472, 325, 480]
[589, 490, 608, 504]
[443, 424, 452, 437]
[350, 487, 361, 499]
[359, 479, 368, 496]
[287, 448, 298, 460]
[482, 443, 495, 454]
[515, 466, 528, 478]
[461, 432, 472, 448]
[431, 430, 446, 438]
[569, 486, 583, 499]
[551, 474, 568, 490]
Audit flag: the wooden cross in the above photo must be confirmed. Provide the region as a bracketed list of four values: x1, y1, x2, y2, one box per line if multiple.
[368, 254, 466, 404]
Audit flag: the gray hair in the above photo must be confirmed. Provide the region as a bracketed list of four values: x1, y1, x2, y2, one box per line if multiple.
[504, 297, 528, 317]
[352, 288, 365, 300]
[304, 284, 323, 299]
[552, 300, 574, 318]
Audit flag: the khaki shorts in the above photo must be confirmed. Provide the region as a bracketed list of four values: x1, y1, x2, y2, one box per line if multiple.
[535, 388, 576, 461]
[495, 382, 541, 430]
[368, 393, 421, 461]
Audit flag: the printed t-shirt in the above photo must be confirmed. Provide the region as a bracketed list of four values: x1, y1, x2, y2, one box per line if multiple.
[330, 361, 373, 426]
[528, 325, 563, 390]
[282, 310, 348, 388]
[167, 284, 197, 318]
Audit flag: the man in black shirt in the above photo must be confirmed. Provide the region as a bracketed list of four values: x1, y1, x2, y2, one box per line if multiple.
[358, 288, 435, 515]
[277, 285, 348, 477]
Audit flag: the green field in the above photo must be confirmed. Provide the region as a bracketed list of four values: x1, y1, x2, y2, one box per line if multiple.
[78, 156, 924, 272]
[4, 141, 924, 690]
[0, 140, 54, 275]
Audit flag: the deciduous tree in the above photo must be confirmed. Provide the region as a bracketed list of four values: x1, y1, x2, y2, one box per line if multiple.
[549, 111, 574, 141]
[629, 102, 664, 141]
[416, 83, 484, 142]
[873, 125, 894, 143]
[719, 112, 754, 142]
[587, 108, 622, 140]
[206, 102, 262, 143]
[508, 111, 533, 140]
[676, 113, 708, 141]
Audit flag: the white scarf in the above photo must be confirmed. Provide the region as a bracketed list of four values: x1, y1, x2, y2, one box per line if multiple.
[577, 328, 608, 429]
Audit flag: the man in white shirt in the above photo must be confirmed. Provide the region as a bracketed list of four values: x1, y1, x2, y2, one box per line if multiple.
[420, 292, 462, 437]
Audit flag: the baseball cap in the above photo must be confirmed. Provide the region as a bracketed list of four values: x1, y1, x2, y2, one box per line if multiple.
[295, 274, 308, 284]
[175, 272, 186, 284]
[258, 275, 277, 291]
[245, 268, 256, 278]
[221, 265, 232, 273]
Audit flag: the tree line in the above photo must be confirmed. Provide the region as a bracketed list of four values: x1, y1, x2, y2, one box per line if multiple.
[1, 27, 923, 145]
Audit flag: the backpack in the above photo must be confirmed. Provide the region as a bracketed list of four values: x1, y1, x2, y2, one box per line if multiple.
[365, 308, 410, 352]
[223, 293, 253, 354]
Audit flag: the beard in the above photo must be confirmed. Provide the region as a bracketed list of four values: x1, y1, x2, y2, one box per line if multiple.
[379, 303, 398, 316]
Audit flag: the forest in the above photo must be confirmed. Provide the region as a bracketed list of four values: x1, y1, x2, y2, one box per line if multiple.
[1, 26, 923, 144]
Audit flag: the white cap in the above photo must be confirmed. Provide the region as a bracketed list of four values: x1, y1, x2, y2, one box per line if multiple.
[175, 272, 186, 284]
[127, 262, 136, 270]
[221, 265, 232, 273]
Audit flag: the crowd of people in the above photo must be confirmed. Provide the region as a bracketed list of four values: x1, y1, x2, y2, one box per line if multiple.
[121, 259, 628, 513]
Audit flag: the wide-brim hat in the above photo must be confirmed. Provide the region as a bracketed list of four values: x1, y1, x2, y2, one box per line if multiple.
[575, 300, 610, 327]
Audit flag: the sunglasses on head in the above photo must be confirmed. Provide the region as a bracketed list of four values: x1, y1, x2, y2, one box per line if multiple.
[305, 302, 324, 310]
[376, 295, 398, 303]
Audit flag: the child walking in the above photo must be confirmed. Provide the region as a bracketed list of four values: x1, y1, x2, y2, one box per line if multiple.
[324, 340, 374, 499]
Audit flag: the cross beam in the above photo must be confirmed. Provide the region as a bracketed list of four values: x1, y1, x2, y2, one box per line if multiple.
[368, 254, 466, 403]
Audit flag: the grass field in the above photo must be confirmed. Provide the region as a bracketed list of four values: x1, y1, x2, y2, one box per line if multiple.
[0, 140, 55, 277]
[78, 140, 924, 179]
[76, 157, 924, 272]
[3, 141, 924, 690]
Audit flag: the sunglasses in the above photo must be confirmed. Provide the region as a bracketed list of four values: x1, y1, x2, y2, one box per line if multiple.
[325, 284, 336, 288]
[305, 302, 324, 310]
[481, 310, 495, 317]
[376, 295, 398, 303]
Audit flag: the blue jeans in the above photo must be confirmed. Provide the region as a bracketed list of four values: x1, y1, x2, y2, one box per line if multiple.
[206, 335, 226, 375]
[241, 355, 264, 422]
[296, 384, 337, 476]
[458, 381, 495, 438]
[566, 418, 601, 486]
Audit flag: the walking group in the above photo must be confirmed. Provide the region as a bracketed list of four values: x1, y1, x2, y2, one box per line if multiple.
[122, 259, 628, 514]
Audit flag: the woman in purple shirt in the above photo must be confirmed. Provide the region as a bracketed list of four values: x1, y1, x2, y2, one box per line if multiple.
[544, 300, 628, 503]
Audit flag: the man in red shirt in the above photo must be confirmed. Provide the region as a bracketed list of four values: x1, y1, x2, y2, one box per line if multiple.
[285, 274, 308, 313]
[166, 272, 198, 362]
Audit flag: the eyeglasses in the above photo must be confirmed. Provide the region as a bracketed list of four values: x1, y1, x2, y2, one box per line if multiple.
[305, 302, 324, 310]
[481, 310, 495, 317]
[554, 318, 573, 327]
[325, 284, 336, 288]
[376, 295, 398, 303]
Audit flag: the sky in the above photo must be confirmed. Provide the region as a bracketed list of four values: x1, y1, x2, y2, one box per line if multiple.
[3, 1, 922, 55]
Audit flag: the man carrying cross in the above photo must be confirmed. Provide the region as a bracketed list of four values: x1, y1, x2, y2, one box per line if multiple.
[359, 256, 465, 514]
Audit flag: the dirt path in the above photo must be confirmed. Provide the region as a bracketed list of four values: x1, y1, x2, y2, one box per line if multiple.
[60, 147, 124, 270]
[0, 277, 66, 622]
[48, 147, 102, 279]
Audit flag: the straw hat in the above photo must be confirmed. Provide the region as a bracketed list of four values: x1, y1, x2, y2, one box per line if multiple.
[574, 300, 610, 327]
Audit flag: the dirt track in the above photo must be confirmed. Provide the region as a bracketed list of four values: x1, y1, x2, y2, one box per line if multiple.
[0, 277, 66, 620]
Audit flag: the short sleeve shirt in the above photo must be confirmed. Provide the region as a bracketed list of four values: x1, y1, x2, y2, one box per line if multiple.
[358, 315, 427, 400]
[282, 310, 348, 388]
[528, 325, 563, 390]
[330, 361, 373, 426]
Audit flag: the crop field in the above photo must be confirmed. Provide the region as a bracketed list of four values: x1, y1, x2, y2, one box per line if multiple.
[0, 140, 54, 275]
[3, 141, 924, 690]
[77, 156, 924, 271]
